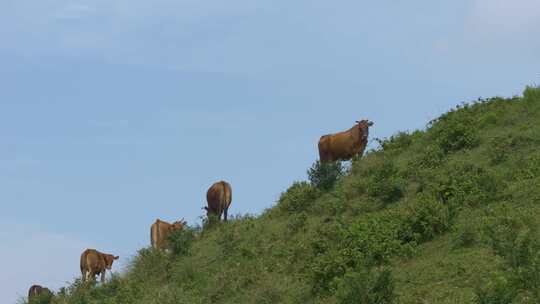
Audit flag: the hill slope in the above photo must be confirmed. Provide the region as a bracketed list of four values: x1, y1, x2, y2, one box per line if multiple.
[29, 86, 540, 304]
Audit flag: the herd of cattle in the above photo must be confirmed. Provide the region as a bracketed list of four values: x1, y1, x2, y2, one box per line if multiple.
[26, 120, 373, 302]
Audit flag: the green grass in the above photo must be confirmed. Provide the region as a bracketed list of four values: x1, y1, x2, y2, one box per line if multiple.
[30, 85, 540, 304]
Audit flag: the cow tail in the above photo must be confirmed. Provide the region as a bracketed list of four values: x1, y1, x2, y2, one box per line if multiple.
[219, 181, 227, 213]
[227, 182, 232, 208]
[85, 253, 93, 279]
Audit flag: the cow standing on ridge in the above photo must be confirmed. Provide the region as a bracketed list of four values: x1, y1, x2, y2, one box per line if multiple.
[150, 219, 185, 249]
[318, 120, 374, 163]
[80, 249, 119, 283]
[205, 181, 232, 222]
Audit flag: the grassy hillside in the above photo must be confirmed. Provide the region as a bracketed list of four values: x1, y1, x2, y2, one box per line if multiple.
[28, 86, 540, 304]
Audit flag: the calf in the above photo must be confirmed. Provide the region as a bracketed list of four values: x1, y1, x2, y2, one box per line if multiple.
[80, 249, 119, 283]
[150, 219, 185, 249]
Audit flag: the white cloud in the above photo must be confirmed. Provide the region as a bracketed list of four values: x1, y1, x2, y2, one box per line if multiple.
[0, 221, 94, 304]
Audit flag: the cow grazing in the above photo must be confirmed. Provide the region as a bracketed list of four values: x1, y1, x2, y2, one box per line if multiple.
[318, 120, 374, 163]
[28, 285, 52, 302]
[150, 219, 186, 249]
[205, 180, 232, 222]
[80, 249, 119, 283]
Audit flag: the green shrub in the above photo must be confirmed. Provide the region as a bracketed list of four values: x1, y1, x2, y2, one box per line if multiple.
[335, 268, 397, 304]
[354, 157, 405, 205]
[128, 248, 172, 285]
[452, 219, 479, 248]
[313, 193, 348, 216]
[49, 277, 125, 304]
[287, 212, 308, 234]
[515, 152, 540, 180]
[429, 104, 479, 154]
[488, 133, 534, 165]
[523, 85, 540, 104]
[399, 196, 451, 243]
[431, 161, 498, 211]
[201, 213, 220, 230]
[27, 292, 53, 304]
[477, 204, 540, 302]
[308, 160, 344, 191]
[310, 246, 353, 295]
[168, 227, 196, 256]
[376, 131, 420, 154]
[345, 215, 409, 265]
[481, 205, 536, 263]
[488, 135, 514, 164]
[409, 144, 445, 171]
[309, 196, 455, 295]
[475, 275, 518, 304]
[309, 213, 413, 295]
[215, 226, 239, 256]
[479, 112, 499, 127]
[277, 182, 320, 214]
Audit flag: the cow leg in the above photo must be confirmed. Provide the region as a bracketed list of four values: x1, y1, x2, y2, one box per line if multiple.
[223, 208, 228, 222]
[90, 270, 97, 282]
[81, 269, 86, 282]
[101, 270, 106, 283]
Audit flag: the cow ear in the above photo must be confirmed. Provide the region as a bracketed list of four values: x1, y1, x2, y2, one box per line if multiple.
[114, 256, 119, 260]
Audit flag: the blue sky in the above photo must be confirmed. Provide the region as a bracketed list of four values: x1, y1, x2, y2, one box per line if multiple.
[1, 0, 539, 302]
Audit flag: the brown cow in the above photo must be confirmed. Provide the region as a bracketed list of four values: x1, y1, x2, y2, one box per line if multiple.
[28, 285, 52, 302]
[150, 219, 185, 249]
[80, 249, 119, 283]
[318, 120, 374, 163]
[205, 180, 232, 222]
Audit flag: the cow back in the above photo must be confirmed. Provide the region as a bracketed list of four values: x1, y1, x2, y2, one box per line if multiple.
[151, 219, 172, 249]
[28, 285, 42, 299]
[206, 183, 222, 213]
[318, 122, 370, 162]
[150, 220, 160, 248]
[206, 181, 232, 214]
[28, 285, 51, 301]
[81, 249, 106, 274]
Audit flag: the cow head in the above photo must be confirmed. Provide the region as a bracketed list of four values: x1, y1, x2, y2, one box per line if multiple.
[203, 206, 211, 216]
[169, 220, 185, 232]
[355, 119, 374, 127]
[103, 254, 119, 270]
